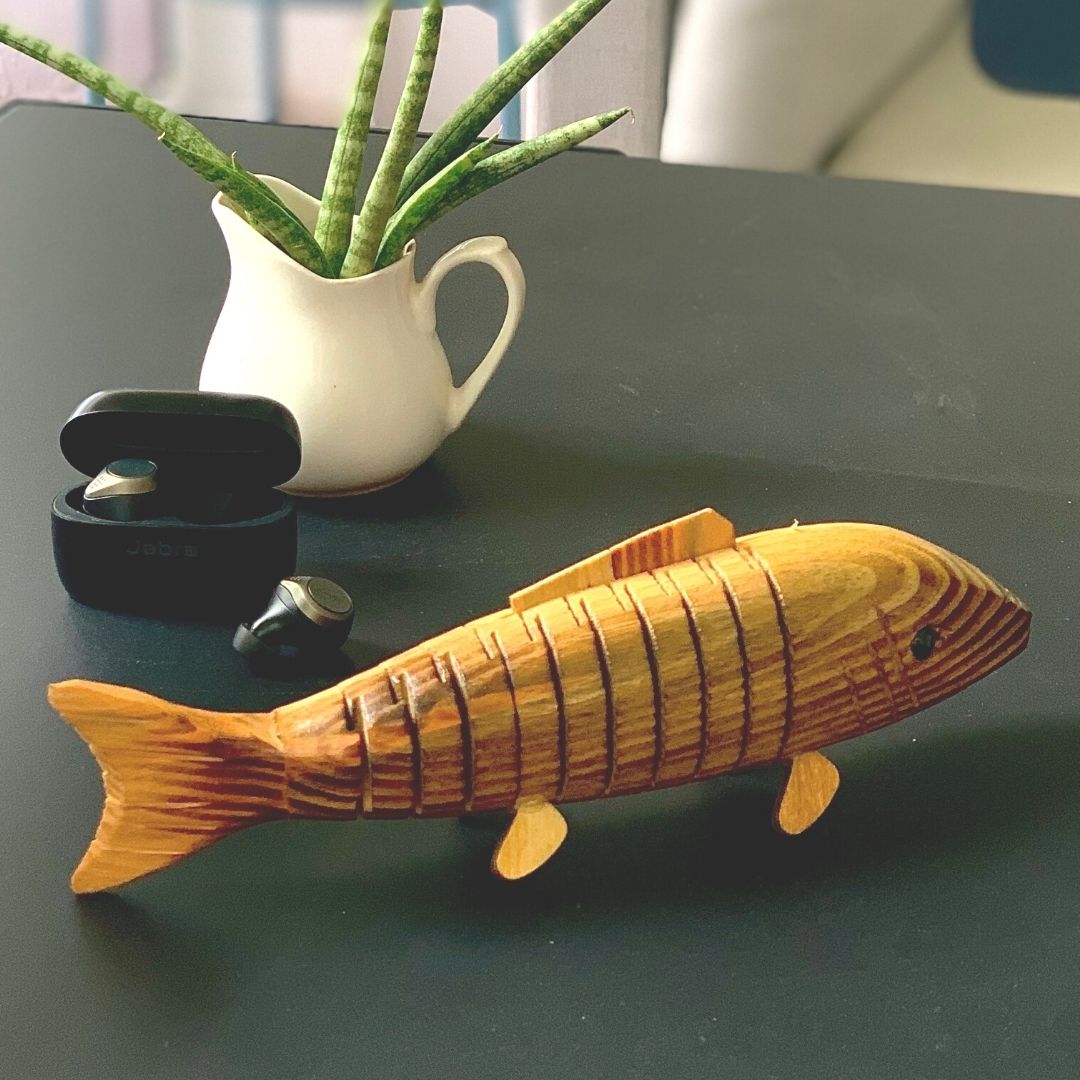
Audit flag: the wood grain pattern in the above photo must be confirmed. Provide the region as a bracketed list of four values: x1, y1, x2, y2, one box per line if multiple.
[51, 514, 1031, 893]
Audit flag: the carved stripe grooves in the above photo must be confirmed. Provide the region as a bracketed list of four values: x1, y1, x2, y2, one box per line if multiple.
[563, 596, 586, 629]
[342, 691, 357, 732]
[356, 693, 374, 815]
[582, 599, 617, 794]
[491, 630, 524, 804]
[473, 626, 497, 661]
[743, 547, 795, 759]
[442, 655, 475, 812]
[623, 584, 664, 786]
[698, 556, 753, 767]
[662, 571, 710, 779]
[388, 673, 421, 812]
[387, 674, 422, 813]
[535, 615, 569, 799]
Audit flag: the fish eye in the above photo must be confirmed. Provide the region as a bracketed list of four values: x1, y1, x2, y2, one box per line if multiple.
[910, 626, 940, 661]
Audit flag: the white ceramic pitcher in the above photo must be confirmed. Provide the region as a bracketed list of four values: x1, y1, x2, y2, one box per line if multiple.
[199, 176, 526, 496]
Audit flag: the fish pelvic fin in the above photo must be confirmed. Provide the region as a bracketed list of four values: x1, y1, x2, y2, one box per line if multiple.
[50, 679, 291, 894]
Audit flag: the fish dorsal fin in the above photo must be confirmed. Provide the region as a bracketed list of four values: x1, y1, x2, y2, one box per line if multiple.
[510, 509, 736, 615]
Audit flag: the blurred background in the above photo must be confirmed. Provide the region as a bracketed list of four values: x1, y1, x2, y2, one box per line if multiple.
[5, 0, 1080, 196]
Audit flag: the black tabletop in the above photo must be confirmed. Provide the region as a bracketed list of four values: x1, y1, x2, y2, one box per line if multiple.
[1, 102, 1077, 1080]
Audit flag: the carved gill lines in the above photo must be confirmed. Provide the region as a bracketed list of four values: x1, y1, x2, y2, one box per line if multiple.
[865, 637, 900, 723]
[873, 605, 921, 715]
[840, 660, 871, 729]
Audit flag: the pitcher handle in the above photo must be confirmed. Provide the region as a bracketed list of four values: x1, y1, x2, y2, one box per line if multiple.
[415, 236, 526, 433]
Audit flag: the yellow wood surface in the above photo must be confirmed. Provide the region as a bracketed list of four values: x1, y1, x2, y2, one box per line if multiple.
[492, 801, 569, 880]
[774, 751, 841, 834]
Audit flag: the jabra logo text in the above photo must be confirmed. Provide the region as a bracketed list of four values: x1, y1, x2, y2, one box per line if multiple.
[125, 540, 200, 559]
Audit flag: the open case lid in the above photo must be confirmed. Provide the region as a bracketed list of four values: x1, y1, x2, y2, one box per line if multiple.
[60, 390, 302, 490]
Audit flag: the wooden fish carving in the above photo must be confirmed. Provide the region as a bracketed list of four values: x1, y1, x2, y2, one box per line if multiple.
[49, 510, 1031, 893]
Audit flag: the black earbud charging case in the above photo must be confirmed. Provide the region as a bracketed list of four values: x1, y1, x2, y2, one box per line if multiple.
[52, 390, 301, 616]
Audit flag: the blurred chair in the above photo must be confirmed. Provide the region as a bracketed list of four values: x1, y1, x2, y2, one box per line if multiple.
[660, 0, 1080, 197]
[661, 0, 961, 171]
[83, 0, 521, 136]
[829, 12, 1080, 197]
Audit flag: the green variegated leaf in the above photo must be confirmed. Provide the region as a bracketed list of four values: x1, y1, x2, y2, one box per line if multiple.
[394, 0, 614, 208]
[375, 133, 500, 270]
[164, 143, 331, 277]
[376, 109, 628, 270]
[315, 0, 393, 276]
[344, 0, 443, 279]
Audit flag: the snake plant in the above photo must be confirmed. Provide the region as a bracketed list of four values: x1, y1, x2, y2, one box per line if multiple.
[0, 0, 629, 280]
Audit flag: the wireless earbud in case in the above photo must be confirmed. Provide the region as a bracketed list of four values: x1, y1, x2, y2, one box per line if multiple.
[52, 389, 302, 615]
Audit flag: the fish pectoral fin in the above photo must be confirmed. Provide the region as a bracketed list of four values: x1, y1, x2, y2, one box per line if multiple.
[491, 800, 568, 880]
[774, 751, 840, 835]
[510, 508, 736, 614]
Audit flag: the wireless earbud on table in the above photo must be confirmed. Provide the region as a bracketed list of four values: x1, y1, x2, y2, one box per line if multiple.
[234, 576, 355, 667]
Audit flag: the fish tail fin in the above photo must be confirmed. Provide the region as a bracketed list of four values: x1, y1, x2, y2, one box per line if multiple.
[49, 679, 284, 894]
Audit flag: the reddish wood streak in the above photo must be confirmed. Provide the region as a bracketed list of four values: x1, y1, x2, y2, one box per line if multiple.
[918, 569, 966, 631]
[920, 606, 1028, 699]
[944, 590, 1004, 656]
[185, 780, 281, 800]
[286, 777, 351, 804]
